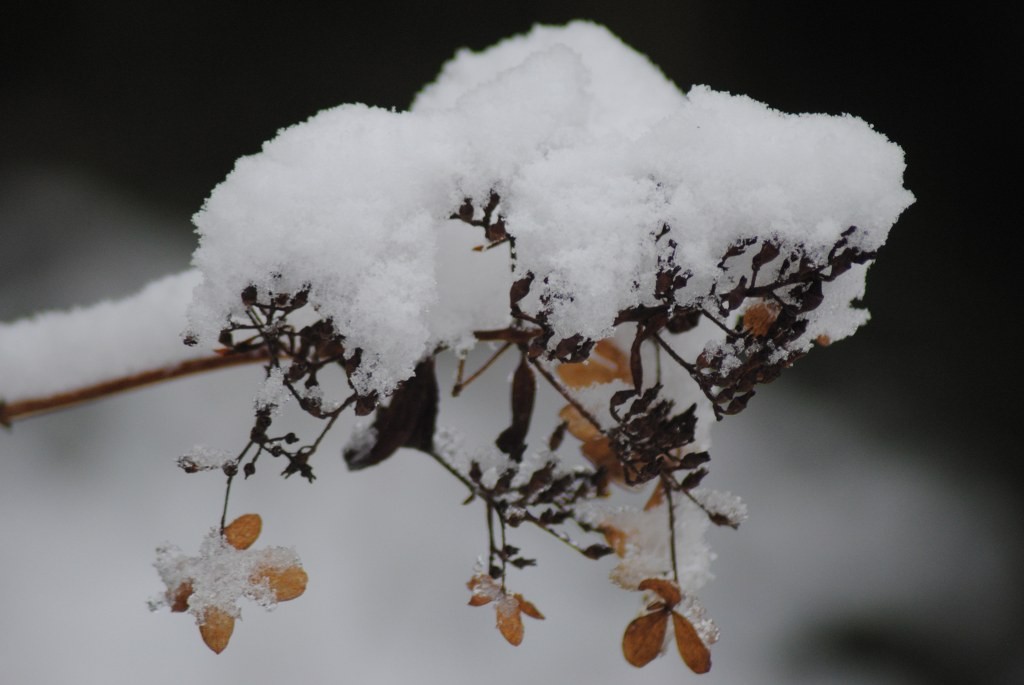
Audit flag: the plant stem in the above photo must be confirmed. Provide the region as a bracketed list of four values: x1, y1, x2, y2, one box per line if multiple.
[1, 350, 270, 425]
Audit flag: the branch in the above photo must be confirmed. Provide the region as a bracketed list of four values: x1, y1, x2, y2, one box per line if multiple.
[1, 349, 270, 425]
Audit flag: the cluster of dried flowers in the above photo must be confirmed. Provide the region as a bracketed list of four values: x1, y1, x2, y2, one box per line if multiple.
[153, 195, 873, 670]
[121, 21, 913, 670]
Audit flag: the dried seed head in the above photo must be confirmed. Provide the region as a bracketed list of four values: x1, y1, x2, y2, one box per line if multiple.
[223, 514, 262, 550]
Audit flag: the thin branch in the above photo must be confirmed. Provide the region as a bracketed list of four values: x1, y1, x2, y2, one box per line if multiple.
[527, 357, 604, 432]
[1, 350, 271, 425]
[663, 476, 681, 583]
[452, 341, 512, 396]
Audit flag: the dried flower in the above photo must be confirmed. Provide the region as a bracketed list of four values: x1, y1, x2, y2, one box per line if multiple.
[153, 514, 307, 653]
[467, 573, 544, 646]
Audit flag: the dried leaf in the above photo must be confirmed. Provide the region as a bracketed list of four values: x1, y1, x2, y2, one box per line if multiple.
[343, 357, 439, 470]
[223, 513, 262, 550]
[514, 594, 545, 620]
[638, 578, 681, 607]
[199, 607, 235, 654]
[622, 611, 668, 667]
[629, 331, 645, 391]
[672, 611, 712, 674]
[495, 355, 536, 461]
[254, 565, 308, 602]
[496, 602, 524, 646]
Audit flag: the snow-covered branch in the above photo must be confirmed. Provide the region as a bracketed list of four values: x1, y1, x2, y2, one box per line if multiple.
[0, 21, 911, 668]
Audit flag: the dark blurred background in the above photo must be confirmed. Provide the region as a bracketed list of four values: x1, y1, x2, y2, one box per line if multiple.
[1, 1, 1019, 681]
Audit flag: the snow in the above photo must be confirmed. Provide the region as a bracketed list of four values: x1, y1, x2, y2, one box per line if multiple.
[178, 445, 234, 473]
[151, 527, 302, 621]
[0, 21, 911, 407]
[185, 19, 912, 398]
[0, 270, 204, 404]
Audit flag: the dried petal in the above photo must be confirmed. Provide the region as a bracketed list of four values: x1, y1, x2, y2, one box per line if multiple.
[622, 611, 668, 667]
[496, 601, 524, 646]
[581, 436, 627, 485]
[643, 481, 665, 511]
[254, 565, 308, 602]
[468, 594, 493, 607]
[742, 300, 780, 337]
[557, 339, 631, 388]
[223, 513, 262, 550]
[169, 581, 193, 613]
[672, 611, 712, 674]
[638, 578, 681, 607]
[199, 607, 235, 654]
[559, 405, 601, 443]
[599, 524, 629, 557]
[514, 594, 545, 620]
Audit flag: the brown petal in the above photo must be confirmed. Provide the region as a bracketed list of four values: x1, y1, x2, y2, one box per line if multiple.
[622, 611, 668, 667]
[672, 611, 711, 674]
[254, 565, 308, 602]
[559, 406, 628, 486]
[559, 405, 601, 443]
[468, 594, 493, 607]
[496, 603, 524, 646]
[598, 524, 629, 557]
[557, 339, 631, 388]
[742, 300, 780, 337]
[199, 607, 235, 654]
[643, 480, 665, 511]
[169, 581, 193, 613]
[514, 594, 545, 620]
[638, 578, 681, 607]
[223, 514, 262, 550]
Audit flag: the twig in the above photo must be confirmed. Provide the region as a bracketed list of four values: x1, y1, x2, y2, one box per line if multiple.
[1, 350, 271, 425]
